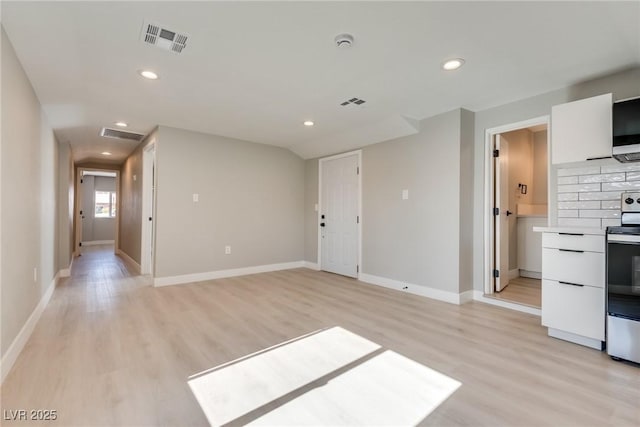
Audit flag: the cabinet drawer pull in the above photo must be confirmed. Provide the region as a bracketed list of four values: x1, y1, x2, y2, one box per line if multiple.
[558, 248, 584, 253]
[559, 281, 585, 287]
[558, 232, 584, 236]
[586, 156, 612, 161]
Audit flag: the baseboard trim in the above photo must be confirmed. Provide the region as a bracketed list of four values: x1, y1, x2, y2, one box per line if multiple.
[154, 261, 306, 287]
[59, 257, 73, 278]
[358, 273, 470, 305]
[520, 269, 542, 279]
[1, 271, 60, 384]
[548, 328, 603, 350]
[116, 249, 141, 274]
[472, 291, 541, 316]
[82, 240, 114, 246]
[303, 261, 320, 271]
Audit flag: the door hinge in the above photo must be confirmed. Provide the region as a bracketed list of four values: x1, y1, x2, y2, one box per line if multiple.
[357, 215, 359, 224]
[493, 207, 499, 216]
[79, 242, 82, 247]
[80, 178, 83, 184]
[356, 166, 359, 175]
[493, 149, 499, 158]
[493, 269, 499, 278]
[357, 265, 359, 273]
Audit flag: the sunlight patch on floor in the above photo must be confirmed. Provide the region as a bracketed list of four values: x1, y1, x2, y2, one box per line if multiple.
[188, 327, 461, 426]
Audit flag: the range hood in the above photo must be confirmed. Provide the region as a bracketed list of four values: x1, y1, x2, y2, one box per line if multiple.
[613, 97, 640, 163]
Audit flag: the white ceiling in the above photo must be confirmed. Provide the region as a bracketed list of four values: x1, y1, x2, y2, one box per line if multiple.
[2, 1, 639, 162]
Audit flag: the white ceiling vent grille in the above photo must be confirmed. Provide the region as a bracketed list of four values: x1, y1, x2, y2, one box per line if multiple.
[100, 128, 145, 142]
[140, 21, 188, 54]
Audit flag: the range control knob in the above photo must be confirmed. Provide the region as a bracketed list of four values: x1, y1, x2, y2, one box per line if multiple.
[636, 198, 640, 204]
[625, 197, 634, 204]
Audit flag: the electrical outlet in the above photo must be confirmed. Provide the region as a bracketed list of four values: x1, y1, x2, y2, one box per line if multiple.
[225, 245, 231, 255]
[193, 193, 199, 202]
[33, 267, 38, 283]
[402, 189, 409, 200]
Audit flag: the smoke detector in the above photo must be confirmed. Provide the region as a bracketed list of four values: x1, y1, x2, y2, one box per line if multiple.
[335, 33, 354, 48]
[140, 21, 188, 54]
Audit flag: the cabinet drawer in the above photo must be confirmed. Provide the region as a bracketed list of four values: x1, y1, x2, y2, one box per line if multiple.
[542, 248, 604, 288]
[542, 232, 604, 252]
[542, 280, 605, 341]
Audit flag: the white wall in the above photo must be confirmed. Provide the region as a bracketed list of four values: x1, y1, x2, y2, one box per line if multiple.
[1, 27, 60, 358]
[153, 126, 305, 279]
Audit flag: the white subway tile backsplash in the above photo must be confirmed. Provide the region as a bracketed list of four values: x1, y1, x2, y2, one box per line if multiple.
[557, 166, 600, 177]
[557, 164, 630, 230]
[558, 210, 579, 218]
[579, 173, 625, 183]
[558, 193, 579, 201]
[558, 176, 579, 185]
[558, 201, 600, 210]
[602, 219, 622, 227]
[557, 183, 601, 193]
[579, 209, 620, 219]
[558, 218, 601, 227]
[601, 163, 640, 173]
[579, 191, 622, 200]
[602, 181, 640, 191]
[601, 200, 622, 209]
[626, 171, 640, 182]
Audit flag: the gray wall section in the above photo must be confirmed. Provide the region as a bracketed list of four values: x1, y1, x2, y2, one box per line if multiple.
[459, 109, 475, 293]
[362, 110, 462, 293]
[532, 130, 548, 206]
[154, 126, 304, 278]
[472, 66, 640, 291]
[119, 129, 156, 264]
[304, 159, 319, 263]
[57, 141, 74, 271]
[1, 27, 59, 356]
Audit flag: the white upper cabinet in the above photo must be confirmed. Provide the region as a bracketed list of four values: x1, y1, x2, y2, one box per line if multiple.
[551, 93, 612, 164]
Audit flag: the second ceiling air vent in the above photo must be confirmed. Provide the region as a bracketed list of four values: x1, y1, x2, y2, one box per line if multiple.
[100, 128, 145, 142]
[140, 21, 188, 54]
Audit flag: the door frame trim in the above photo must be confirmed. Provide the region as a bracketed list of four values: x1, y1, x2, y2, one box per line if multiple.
[317, 150, 362, 279]
[483, 116, 550, 295]
[74, 166, 121, 257]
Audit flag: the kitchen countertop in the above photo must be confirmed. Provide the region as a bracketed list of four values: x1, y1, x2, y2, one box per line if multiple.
[533, 226, 605, 235]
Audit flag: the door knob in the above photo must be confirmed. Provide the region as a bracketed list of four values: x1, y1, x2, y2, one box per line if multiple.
[506, 210, 513, 216]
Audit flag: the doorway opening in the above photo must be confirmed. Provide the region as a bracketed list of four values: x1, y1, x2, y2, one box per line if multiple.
[484, 117, 550, 309]
[140, 143, 156, 276]
[318, 150, 362, 279]
[74, 167, 120, 257]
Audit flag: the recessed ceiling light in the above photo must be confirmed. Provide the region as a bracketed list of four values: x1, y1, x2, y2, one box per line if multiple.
[139, 70, 159, 80]
[303, 121, 315, 127]
[442, 58, 465, 71]
[115, 121, 128, 127]
[101, 152, 112, 156]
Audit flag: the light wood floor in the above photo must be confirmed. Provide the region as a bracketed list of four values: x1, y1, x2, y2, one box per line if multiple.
[1, 246, 638, 426]
[490, 276, 542, 308]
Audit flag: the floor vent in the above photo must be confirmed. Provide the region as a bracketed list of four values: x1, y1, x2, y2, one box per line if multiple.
[140, 21, 188, 54]
[100, 128, 145, 142]
[340, 97, 366, 106]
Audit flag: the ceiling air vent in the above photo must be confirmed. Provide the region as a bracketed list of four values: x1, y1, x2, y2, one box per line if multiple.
[140, 21, 188, 54]
[340, 97, 366, 106]
[100, 128, 145, 142]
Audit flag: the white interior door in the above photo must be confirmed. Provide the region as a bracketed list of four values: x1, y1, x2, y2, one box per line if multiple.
[495, 135, 510, 292]
[140, 144, 156, 275]
[320, 153, 359, 278]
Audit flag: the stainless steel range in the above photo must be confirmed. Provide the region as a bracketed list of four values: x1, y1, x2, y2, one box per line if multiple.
[606, 192, 640, 364]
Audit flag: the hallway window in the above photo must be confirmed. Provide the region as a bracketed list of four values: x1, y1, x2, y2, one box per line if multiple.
[95, 191, 116, 218]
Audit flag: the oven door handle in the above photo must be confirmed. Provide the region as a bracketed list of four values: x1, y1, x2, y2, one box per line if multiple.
[608, 234, 640, 244]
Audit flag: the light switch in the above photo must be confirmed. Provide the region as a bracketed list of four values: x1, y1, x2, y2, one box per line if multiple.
[193, 193, 199, 202]
[314, 203, 318, 212]
[133, 174, 137, 181]
[402, 189, 409, 200]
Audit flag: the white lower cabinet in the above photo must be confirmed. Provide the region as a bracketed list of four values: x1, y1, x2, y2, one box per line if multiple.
[539, 229, 605, 349]
[542, 280, 605, 341]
